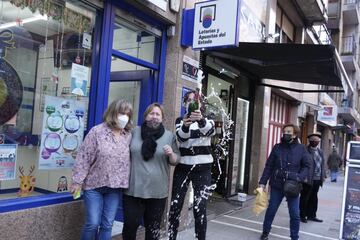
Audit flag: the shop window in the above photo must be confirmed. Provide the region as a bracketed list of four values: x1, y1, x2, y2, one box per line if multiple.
[110, 8, 163, 125]
[112, 9, 161, 65]
[0, 0, 96, 203]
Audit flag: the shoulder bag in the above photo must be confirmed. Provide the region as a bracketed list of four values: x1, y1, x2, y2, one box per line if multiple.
[280, 152, 302, 198]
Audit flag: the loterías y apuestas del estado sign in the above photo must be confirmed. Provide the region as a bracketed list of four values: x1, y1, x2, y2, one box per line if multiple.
[192, 0, 240, 50]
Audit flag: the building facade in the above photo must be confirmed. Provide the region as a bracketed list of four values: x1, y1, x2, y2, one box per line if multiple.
[0, 0, 358, 239]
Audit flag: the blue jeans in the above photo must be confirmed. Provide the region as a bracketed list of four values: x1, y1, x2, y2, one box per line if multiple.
[263, 187, 300, 240]
[81, 187, 121, 240]
[330, 170, 338, 181]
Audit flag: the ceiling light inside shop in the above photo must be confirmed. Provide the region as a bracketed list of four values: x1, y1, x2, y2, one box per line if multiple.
[0, 14, 48, 30]
[219, 68, 227, 74]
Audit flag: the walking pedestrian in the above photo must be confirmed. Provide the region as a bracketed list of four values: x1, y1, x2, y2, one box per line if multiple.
[168, 90, 216, 240]
[71, 99, 133, 240]
[259, 123, 310, 240]
[122, 103, 180, 240]
[300, 132, 326, 223]
[327, 146, 342, 182]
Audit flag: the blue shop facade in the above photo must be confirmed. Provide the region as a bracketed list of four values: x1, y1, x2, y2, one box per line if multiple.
[0, 0, 178, 238]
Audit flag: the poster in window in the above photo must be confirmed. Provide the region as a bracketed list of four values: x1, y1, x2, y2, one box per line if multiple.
[70, 63, 89, 97]
[38, 95, 85, 169]
[0, 144, 17, 180]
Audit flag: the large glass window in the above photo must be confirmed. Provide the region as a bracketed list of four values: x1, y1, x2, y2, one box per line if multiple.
[109, 9, 162, 126]
[0, 0, 96, 200]
[112, 9, 161, 65]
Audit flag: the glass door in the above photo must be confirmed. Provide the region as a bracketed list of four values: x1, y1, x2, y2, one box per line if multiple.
[109, 66, 152, 125]
[108, 11, 162, 125]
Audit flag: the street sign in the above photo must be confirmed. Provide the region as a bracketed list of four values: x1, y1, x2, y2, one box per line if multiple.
[340, 164, 360, 240]
[192, 0, 240, 49]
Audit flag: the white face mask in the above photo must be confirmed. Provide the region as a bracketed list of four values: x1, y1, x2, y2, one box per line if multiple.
[117, 114, 129, 129]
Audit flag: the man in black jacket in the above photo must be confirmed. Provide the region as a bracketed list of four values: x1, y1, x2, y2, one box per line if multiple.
[299, 132, 326, 223]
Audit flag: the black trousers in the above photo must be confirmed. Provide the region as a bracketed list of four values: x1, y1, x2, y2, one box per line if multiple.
[122, 195, 167, 240]
[300, 180, 321, 219]
[168, 163, 212, 240]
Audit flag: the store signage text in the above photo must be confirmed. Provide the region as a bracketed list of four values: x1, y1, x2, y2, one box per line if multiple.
[193, 0, 240, 49]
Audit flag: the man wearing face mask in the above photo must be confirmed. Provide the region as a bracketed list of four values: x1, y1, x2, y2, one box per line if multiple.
[299, 132, 326, 223]
[259, 124, 310, 240]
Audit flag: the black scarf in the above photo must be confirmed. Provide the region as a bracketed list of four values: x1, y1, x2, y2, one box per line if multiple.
[141, 122, 165, 161]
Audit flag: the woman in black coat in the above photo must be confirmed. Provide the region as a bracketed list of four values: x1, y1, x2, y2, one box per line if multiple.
[259, 123, 310, 240]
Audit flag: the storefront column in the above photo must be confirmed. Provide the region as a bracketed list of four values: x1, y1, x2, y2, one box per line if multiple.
[248, 85, 271, 193]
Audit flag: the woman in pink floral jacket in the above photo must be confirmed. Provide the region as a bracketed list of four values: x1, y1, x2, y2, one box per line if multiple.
[71, 99, 133, 240]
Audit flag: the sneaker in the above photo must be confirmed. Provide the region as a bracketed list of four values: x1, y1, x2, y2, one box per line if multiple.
[260, 232, 269, 240]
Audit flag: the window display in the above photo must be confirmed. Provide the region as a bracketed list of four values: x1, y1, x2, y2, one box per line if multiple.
[0, 0, 96, 199]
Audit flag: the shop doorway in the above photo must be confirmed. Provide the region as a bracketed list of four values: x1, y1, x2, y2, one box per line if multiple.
[109, 69, 154, 125]
[205, 73, 235, 196]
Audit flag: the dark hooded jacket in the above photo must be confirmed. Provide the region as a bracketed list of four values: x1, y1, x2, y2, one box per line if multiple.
[259, 139, 311, 190]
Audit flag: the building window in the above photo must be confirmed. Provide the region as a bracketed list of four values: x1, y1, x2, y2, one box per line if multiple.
[267, 94, 290, 156]
[276, 5, 295, 43]
[0, 0, 96, 203]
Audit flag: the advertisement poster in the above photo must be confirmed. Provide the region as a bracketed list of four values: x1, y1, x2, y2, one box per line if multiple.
[182, 56, 199, 83]
[39, 96, 85, 169]
[317, 105, 338, 127]
[340, 165, 360, 239]
[0, 144, 17, 180]
[180, 87, 193, 116]
[70, 63, 89, 97]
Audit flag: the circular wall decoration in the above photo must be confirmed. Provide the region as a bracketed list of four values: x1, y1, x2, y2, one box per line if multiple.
[0, 59, 23, 125]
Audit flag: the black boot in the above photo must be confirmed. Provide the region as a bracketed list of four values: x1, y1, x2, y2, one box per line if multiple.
[260, 232, 269, 240]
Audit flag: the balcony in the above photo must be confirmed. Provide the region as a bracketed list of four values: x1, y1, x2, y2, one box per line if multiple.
[327, 0, 340, 29]
[341, 36, 357, 71]
[343, 0, 360, 25]
[338, 96, 360, 128]
[293, 0, 328, 25]
[338, 107, 360, 127]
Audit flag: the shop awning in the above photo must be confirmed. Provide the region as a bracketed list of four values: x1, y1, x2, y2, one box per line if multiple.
[206, 42, 345, 88]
